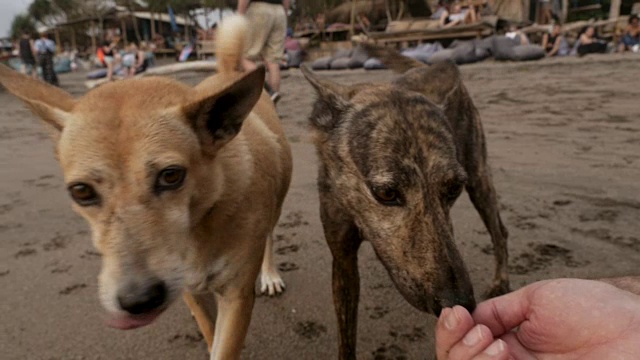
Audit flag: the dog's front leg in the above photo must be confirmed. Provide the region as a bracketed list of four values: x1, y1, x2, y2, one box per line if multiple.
[321, 204, 363, 360]
[209, 287, 255, 360]
[183, 292, 217, 352]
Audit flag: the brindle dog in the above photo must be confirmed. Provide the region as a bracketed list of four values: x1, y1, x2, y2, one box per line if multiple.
[300, 46, 509, 359]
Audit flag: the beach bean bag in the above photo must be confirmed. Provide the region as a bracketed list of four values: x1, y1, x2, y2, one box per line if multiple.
[87, 68, 108, 79]
[54, 58, 72, 74]
[347, 46, 369, 69]
[333, 48, 353, 59]
[452, 42, 478, 64]
[427, 49, 455, 64]
[492, 36, 518, 61]
[476, 36, 495, 55]
[511, 45, 546, 61]
[287, 49, 304, 68]
[311, 56, 332, 70]
[363, 57, 386, 70]
[330, 57, 351, 70]
[402, 42, 444, 63]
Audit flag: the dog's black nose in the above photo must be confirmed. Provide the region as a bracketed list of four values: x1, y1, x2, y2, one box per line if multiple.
[118, 281, 167, 315]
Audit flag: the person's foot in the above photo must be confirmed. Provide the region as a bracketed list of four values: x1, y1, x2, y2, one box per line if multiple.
[271, 92, 281, 104]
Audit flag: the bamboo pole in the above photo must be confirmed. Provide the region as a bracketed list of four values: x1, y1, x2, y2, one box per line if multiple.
[151, 12, 156, 39]
[121, 18, 128, 47]
[70, 26, 76, 51]
[54, 27, 62, 52]
[349, 0, 357, 37]
[90, 20, 97, 54]
[561, 0, 568, 23]
[609, 0, 621, 19]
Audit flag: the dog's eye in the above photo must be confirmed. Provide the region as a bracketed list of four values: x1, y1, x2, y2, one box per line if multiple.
[156, 166, 186, 192]
[372, 187, 403, 206]
[68, 183, 100, 206]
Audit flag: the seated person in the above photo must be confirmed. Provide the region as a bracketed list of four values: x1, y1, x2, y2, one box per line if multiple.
[431, 1, 449, 20]
[99, 39, 120, 81]
[619, 14, 639, 52]
[505, 23, 530, 45]
[542, 23, 569, 56]
[577, 26, 608, 56]
[122, 43, 148, 77]
[440, 2, 477, 28]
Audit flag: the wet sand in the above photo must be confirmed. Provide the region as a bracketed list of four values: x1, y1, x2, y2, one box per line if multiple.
[1, 54, 639, 359]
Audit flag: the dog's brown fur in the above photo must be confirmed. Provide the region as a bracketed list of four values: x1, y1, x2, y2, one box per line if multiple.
[301, 47, 509, 359]
[0, 16, 291, 360]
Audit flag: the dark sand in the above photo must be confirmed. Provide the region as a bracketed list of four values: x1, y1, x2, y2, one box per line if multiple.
[1, 54, 639, 359]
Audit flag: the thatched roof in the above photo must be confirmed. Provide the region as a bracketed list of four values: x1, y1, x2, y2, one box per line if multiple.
[325, 0, 433, 25]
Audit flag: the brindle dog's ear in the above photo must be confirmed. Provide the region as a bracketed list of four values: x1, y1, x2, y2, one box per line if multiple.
[183, 66, 265, 155]
[301, 65, 352, 132]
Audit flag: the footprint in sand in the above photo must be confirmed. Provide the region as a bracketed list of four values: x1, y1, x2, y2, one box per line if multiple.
[294, 321, 327, 340]
[278, 262, 299, 272]
[276, 244, 299, 255]
[59, 283, 87, 295]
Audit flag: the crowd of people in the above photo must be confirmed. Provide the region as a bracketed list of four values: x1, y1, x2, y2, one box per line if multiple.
[17, 31, 58, 86]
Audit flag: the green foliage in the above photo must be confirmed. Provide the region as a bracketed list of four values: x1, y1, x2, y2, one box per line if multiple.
[10, 14, 37, 39]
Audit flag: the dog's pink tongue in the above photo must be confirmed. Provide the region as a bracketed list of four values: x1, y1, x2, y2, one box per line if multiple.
[105, 311, 161, 330]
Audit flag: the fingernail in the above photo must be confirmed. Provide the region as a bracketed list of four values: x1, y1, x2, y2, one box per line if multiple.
[444, 306, 460, 330]
[462, 325, 483, 346]
[484, 339, 505, 356]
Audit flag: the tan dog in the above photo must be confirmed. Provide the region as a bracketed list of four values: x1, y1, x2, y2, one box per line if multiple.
[0, 16, 291, 359]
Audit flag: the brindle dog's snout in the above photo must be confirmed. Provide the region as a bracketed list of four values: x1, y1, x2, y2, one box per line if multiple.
[117, 279, 167, 315]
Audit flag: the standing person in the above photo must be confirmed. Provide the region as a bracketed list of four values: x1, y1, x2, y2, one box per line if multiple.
[18, 33, 37, 79]
[238, 0, 290, 104]
[34, 32, 58, 86]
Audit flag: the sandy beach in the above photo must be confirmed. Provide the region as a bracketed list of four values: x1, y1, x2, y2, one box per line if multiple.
[1, 54, 639, 359]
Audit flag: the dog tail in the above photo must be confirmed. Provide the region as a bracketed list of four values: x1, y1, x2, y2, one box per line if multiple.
[216, 14, 249, 75]
[362, 43, 426, 74]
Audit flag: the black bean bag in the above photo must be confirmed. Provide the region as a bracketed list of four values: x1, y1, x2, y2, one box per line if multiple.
[311, 56, 332, 70]
[511, 45, 546, 61]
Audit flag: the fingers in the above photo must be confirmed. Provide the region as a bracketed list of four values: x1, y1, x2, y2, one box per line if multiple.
[436, 306, 510, 360]
[436, 306, 476, 359]
[471, 282, 546, 337]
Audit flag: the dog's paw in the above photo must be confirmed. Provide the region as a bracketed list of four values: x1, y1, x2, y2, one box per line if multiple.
[260, 270, 286, 296]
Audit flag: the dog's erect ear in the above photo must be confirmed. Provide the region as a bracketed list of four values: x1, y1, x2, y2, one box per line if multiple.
[0, 64, 74, 132]
[183, 66, 265, 155]
[301, 65, 352, 131]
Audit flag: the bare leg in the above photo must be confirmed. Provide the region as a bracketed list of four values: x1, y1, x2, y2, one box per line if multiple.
[259, 232, 285, 296]
[210, 289, 255, 360]
[106, 62, 114, 81]
[265, 61, 281, 93]
[183, 292, 217, 352]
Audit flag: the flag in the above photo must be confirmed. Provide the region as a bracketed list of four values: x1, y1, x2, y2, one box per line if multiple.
[168, 5, 179, 33]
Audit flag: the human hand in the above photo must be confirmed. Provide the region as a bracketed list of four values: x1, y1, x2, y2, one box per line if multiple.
[436, 279, 640, 359]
